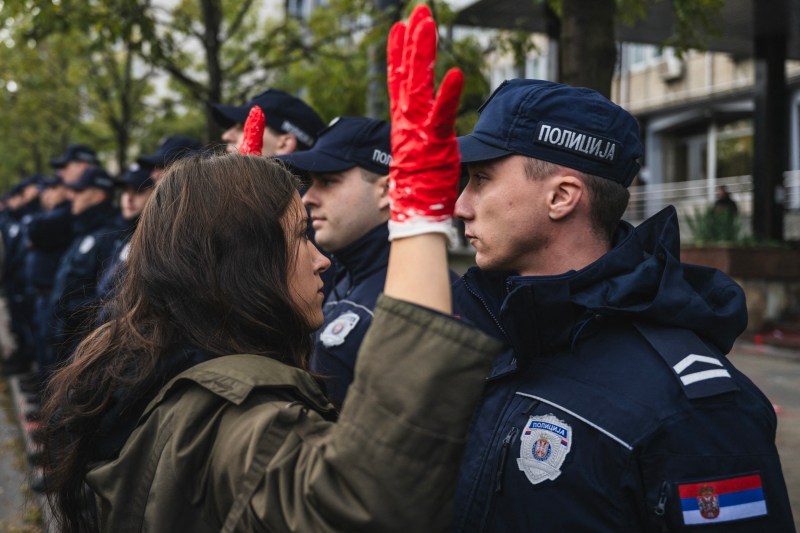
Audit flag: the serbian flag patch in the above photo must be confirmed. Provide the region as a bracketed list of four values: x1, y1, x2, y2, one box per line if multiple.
[678, 473, 768, 525]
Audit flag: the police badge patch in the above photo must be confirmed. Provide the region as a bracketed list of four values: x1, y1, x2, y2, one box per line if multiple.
[320, 311, 360, 347]
[517, 414, 572, 485]
[79, 235, 96, 254]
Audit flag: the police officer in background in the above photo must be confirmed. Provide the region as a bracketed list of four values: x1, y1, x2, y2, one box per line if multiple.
[48, 167, 121, 365]
[50, 144, 99, 186]
[276, 117, 393, 408]
[96, 163, 155, 303]
[19, 176, 73, 395]
[213, 88, 325, 156]
[137, 135, 203, 183]
[448, 79, 794, 530]
[1, 176, 42, 375]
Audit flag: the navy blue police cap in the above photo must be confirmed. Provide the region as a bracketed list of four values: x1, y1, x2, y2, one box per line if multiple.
[9, 175, 40, 196]
[37, 175, 63, 191]
[213, 89, 326, 150]
[277, 116, 391, 176]
[116, 163, 155, 192]
[137, 135, 203, 168]
[50, 144, 99, 169]
[458, 79, 643, 187]
[65, 166, 115, 192]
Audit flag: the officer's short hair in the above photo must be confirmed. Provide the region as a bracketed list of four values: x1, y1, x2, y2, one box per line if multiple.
[523, 157, 629, 244]
[359, 168, 385, 184]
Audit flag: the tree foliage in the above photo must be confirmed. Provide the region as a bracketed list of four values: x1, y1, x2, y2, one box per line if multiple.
[0, 0, 493, 185]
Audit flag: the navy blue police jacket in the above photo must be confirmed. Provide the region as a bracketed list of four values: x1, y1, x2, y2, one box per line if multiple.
[25, 200, 73, 291]
[2, 202, 39, 289]
[310, 223, 390, 408]
[95, 214, 138, 303]
[452, 206, 794, 532]
[49, 202, 122, 355]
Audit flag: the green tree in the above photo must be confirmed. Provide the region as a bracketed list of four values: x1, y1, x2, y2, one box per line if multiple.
[550, 0, 725, 96]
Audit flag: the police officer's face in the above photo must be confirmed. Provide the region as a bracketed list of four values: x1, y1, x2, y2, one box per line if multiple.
[59, 161, 90, 185]
[41, 186, 68, 211]
[456, 155, 553, 275]
[68, 187, 106, 216]
[121, 186, 154, 220]
[285, 193, 331, 329]
[223, 123, 293, 157]
[222, 124, 245, 154]
[302, 167, 389, 253]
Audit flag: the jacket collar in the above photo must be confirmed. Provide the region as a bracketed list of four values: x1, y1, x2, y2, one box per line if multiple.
[331, 222, 390, 286]
[461, 206, 746, 363]
[72, 201, 114, 236]
[145, 353, 335, 418]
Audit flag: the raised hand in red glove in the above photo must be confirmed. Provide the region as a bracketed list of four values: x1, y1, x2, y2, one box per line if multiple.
[387, 4, 463, 240]
[238, 105, 265, 155]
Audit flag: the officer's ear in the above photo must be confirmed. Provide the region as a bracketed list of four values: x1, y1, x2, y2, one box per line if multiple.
[274, 133, 298, 155]
[376, 174, 390, 210]
[546, 173, 583, 221]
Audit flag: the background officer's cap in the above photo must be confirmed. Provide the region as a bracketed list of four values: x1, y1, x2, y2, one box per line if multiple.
[115, 163, 155, 192]
[65, 166, 115, 192]
[276, 116, 391, 176]
[212, 88, 326, 150]
[49, 144, 99, 169]
[137, 135, 203, 168]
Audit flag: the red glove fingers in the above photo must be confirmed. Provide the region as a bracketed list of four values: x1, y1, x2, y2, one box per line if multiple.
[432, 68, 464, 139]
[387, 4, 463, 239]
[238, 105, 265, 155]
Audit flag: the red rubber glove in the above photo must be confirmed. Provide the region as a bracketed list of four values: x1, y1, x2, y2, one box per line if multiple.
[387, 4, 463, 240]
[238, 105, 265, 155]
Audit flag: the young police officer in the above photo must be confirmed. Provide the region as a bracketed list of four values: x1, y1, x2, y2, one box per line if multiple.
[213, 88, 325, 156]
[278, 116, 391, 408]
[450, 80, 794, 530]
[49, 167, 120, 365]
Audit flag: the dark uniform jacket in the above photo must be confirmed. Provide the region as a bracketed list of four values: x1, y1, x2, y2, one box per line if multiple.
[452, 206, 794, 532]
[26, 199, 73, 291]
[95, 214, 138, 303]
[49, 202, 122, 358]
[86, 296, 500, 532]
[310, 223, 390, 408]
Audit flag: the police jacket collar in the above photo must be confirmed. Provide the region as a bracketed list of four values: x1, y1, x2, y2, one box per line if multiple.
[331, 222, 390, 286]
[460, 206, 746, 366]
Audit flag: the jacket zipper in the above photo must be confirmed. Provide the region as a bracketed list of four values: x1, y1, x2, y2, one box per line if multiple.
[463, 278, 508, 338]
[654, 480, 670, 531]
[494, 426, 519, 493]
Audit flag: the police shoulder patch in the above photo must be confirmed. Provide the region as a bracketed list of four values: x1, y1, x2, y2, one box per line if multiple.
[517, 414, 572, 485]
[79, 235, 96, 254]
[320, 311, 360, 347]
[119, 242, 131, 262]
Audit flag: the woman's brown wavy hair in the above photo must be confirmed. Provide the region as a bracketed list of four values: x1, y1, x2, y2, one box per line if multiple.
[41, 153, 313, 533]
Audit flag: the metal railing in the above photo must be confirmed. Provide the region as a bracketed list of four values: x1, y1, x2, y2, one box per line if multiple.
[624, 170, 800, 241]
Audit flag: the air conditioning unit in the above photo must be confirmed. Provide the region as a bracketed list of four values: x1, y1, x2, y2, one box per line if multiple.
[659, 56, 684, 82]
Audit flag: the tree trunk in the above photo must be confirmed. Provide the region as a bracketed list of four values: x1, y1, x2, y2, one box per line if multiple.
[201, 0, 223, 143]
[559, 0, 617, 97]
[366, 0, 402, 119]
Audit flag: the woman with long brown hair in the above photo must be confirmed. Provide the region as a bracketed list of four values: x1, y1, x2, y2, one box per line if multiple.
[41, 7, 489, 531]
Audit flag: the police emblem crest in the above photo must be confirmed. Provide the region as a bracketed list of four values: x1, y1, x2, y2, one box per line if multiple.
[79, 235, 96, 254]
[517, 414, 572, 485]
[320, 311, 360, 347]
[697, 485, 720, 519]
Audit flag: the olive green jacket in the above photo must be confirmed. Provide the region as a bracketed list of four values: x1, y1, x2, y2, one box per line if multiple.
[86, 296, 500, 532]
